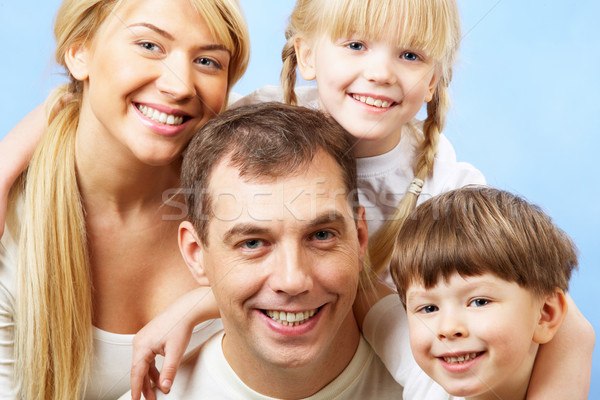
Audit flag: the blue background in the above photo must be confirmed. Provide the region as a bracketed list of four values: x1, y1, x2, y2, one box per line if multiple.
[1, 1, 598, 396]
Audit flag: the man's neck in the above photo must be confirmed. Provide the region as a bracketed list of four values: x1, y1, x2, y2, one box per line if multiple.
[222, 313, 361, 398]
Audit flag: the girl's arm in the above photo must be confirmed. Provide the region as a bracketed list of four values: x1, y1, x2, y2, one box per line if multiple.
[0, 104, 46, 237]
[130, 287, 220, 400]
[527, 294, 594, 399]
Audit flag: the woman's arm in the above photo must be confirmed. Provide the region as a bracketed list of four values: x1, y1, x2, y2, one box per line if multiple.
[0, 104, 46, 237]
[130, 287, 219, 400]
[527, 294, 594, 399]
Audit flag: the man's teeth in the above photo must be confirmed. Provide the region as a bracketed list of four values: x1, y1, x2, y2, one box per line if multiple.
[265, 309, 317, 326]
[443, 352, 481, 364]
[352, 94, 392, 108]
[137, 104, 184, 126]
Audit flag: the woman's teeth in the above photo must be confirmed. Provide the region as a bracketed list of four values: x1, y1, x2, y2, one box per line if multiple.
[352, 94, 392, 108]
[443, 352, 481, 364]
[265, 309, 317, 326]
[137, 104, 185, 126]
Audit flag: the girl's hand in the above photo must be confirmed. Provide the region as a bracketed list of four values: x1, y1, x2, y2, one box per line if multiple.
[130, 287, 219, 400]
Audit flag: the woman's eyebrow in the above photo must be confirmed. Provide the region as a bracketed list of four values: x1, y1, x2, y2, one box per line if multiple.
[127, 22, 174, 40]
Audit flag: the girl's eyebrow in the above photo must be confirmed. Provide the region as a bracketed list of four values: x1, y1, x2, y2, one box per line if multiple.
[128, 22, 174, 40]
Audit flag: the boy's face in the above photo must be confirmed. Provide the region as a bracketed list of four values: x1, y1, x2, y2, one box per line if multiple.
[405, 273, 543, 399]
[186, 150, 368, 387]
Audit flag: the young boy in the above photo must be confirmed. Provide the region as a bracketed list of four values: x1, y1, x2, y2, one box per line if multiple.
[390, 186, 578, 400]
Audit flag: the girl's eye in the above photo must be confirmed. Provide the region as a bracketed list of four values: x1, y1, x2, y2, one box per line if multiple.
[401, 52, 419, 61]
[242, 239, 263, 250]
[195, 57, 222, 70]
[420, 305, 438, 314]
[347, 42, 364, 51]
[469, 298, 490, 307]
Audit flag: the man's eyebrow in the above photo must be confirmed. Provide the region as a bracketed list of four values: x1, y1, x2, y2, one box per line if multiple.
[127, 22, 230, 53]
[306, 211, 348, 230]
[223, 224, 270, 244]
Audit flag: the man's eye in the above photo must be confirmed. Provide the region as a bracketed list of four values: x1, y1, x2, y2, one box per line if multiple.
[401, 52, 419, 61]
[313, 231, 333, 241]
[469, 298, 490, 307]
[242, 239, 263, 249]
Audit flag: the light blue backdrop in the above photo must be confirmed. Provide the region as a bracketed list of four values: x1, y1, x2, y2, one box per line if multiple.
[1, 0, 598, 396]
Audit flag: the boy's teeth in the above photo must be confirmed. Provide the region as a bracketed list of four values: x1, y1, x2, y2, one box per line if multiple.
[352, 94, 392, 108]
[265, 309, 317, 326]
[137, 104, 184, 126]
[443, 352, 481, 364]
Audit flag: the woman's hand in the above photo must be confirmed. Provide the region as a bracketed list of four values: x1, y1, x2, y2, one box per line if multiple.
[130, 287, 219, 400]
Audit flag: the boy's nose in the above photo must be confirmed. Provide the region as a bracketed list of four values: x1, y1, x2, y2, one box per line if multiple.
[437, 311, 468, 340]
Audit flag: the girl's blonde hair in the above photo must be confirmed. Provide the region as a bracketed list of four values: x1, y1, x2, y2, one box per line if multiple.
[13, 1, 249, 398]
[281, 0, 461, 274]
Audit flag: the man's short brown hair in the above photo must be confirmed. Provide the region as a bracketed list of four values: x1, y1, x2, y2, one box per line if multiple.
[181, 102, 357, 245]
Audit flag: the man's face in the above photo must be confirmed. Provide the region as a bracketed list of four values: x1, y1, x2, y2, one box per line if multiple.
[195, 150, 367, 380]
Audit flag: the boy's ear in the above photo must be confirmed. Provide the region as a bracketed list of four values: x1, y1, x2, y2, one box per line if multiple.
[294, 37, 316, 81]
[533, 288, 568, 344]
[178, 221, 210, 286]
[64, 43, 90, 81]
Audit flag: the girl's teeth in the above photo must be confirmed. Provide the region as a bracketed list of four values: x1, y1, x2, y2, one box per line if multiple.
[137, 104, 184, 126]
[352, 94, 392, 108]
[265, 309, 317, 326]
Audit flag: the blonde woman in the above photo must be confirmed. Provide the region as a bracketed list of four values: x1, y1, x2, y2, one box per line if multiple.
[0, 0, 249, 398]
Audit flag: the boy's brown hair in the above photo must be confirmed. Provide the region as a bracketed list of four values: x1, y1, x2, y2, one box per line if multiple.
[181, 102, 357, 245]
[391, 186, 578, 304]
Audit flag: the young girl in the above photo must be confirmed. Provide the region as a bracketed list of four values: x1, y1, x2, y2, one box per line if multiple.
[0, 0, 249, 398]
[1, 0, 593, 398]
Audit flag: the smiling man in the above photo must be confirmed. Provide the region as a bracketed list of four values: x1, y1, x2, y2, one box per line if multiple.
[161, 102, 403, 398]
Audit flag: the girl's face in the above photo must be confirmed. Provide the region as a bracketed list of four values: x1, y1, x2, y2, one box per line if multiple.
[70, 0, 231, 167]
[297, 34, 439, 158]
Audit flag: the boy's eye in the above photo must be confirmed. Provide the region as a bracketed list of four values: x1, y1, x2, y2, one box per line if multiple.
[469, 298, 490, 307]
[420, 305, 438, 313]
[242, 239, 263, 249]
[401, 52, 419, 61]
[347, 42, 364, 51]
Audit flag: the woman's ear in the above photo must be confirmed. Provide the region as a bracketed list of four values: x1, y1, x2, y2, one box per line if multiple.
[178, 221, 210, 286]
[64, 44, 90, 81]
[533, 288, 568, 344]
[294, 36, 316, 81]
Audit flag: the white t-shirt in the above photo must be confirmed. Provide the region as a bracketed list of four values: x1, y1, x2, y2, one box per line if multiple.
[120, 331, 406, 400]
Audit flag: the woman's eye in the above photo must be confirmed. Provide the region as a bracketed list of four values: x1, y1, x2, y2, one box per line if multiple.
[469, 298, 490, 307]
[242, 239, 263, 250]
[139, 42, 160, 52]
[401, 52, 419, 61]
[347, 42, 364, 51]
[420, 305, 438, 313]
[195, 57, 222, 70]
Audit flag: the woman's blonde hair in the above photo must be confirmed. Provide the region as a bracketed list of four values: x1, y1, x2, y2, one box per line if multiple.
[14, 1, 249, 398]
[281, 0, 461, 273]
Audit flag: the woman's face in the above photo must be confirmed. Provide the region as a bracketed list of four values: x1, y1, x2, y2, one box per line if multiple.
[72, 0, 231, 167]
